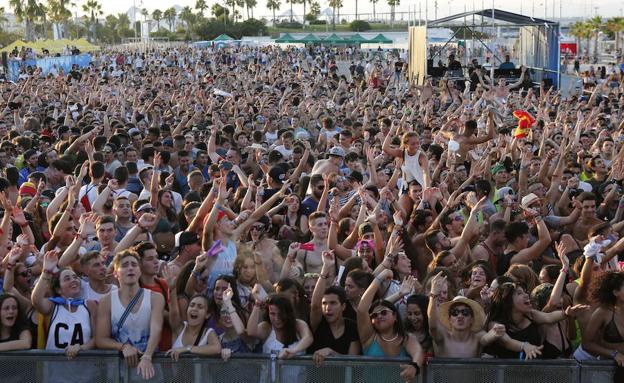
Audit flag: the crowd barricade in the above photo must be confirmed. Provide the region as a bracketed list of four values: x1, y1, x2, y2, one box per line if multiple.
[0, 351, 616, 383]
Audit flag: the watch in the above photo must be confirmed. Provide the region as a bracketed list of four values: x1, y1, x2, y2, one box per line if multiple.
[186, 345, 192, 353]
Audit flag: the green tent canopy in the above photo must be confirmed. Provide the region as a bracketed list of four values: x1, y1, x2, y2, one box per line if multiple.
[298, 33, 322, 43]
[322, 33, 345, 44]
[367, 33, 393, 44]
[213, 34, 235, 41]
[275, 33, 298, 43]
[346, 33, 369, 44]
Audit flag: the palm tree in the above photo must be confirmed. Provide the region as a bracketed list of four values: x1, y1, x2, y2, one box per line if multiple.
[605, 17, 624, 53]
[152, 9, 162, 30]
[328, 0, 342, 29]
[47, 0, 74, 39]
[82, 0, 103, 41]
[245, 0, 257, 19]
[117, 12, 131, 29]
[267, 0, 280, 24]
[225, 0, 238, 23]
[0, 7, 8, 30]
[285, 0, 297, 22]
[569, 21, 592, 57]
[587, 16, 603, 58]
[37, 2, 49, 39]
[195, 0, 208, 18]
[163, 7, 177, 31]
[370, 0, 378, 21]
[211, 4, 229, 21]
[387, 0, 399, 27]
[179, 6, 195, 31]
[9, 0, 42, 41]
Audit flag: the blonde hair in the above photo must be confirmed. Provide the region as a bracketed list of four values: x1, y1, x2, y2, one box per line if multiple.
[400, 132, 418, 150]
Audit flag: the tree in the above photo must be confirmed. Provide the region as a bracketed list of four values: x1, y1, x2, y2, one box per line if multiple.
[82, 0, 103, 41]
[266, 0, 280, 24]
[211, 4, 230, 22]
[286, 0, 297, 22]
[370, 0, 378, 21]
[387, 0, 399, 27]
[152, 9, 162, 30]
[47, 0, 74, 39]
[244, 0, 257, 19]
[569, 21, 592, 56]
[9, 0, 43, 41]
[195, 0, 208, 18]
[179, 6, 196, 31]
[587, 16, 603, 58]
[328, 0, 342, 29]
[605, 17, 624, 53]
[117, 12, 131, 30]
[163, 7, 177, 31]
[0, 7, 8, 30]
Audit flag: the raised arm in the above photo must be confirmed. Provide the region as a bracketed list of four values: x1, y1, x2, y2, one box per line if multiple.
[510, 213, 551, 265]
[357, 269, 393, 346]
[310, 251, 335, 331]
[31, 250, 60, 316]
[427, 272, 447, 342]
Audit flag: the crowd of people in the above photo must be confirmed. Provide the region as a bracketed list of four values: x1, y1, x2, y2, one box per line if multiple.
[0, 43, 622, 382]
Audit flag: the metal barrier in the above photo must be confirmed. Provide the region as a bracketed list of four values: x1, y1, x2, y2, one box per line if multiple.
[0, 351, 616, 383]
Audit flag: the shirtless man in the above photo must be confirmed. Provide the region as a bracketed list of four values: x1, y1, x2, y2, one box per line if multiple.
[281, 212, 331, 277]
[311, 146, 344, 176]
[428, 272, 542, 358]
[567, 192, 602, 247]
[471, 219, 506, 265]
[476, 65, 527, 104]
[439, 110, 496, 164]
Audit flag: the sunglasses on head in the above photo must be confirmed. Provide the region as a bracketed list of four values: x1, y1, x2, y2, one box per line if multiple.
[450, 308, 472, 317]
[369, 308, 392, 320]
[251, 224, 265, 231]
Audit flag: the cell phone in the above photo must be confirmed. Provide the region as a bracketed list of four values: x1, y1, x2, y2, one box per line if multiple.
[300, 243, 315, 251]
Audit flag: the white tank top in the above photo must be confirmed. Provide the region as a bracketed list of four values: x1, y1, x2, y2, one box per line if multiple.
[111, 289, 152, 352]
[207, 239, 237, 295]
[80, 279, 117, 303]
[172, 322, 213, 349]
[401, 149, 425, 187]
[46, 304, 92, 350]
[262, 328, 301, 354]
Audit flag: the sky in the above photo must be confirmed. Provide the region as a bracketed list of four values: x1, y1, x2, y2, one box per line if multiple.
[3, 0, 624, 20]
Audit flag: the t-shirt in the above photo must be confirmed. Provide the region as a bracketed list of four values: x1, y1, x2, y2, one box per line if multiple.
[301, 196, 319, 216]
[308, 317, 359, 354]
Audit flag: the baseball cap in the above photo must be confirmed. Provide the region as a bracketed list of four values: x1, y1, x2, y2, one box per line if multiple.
[521, 193, 540, 210]
[493, 186, 514, 204]
[328, 146, 345, 158]
[347, 171, 364, 184]
[268, 165, 287, 183]
[175, 231, 200, 249]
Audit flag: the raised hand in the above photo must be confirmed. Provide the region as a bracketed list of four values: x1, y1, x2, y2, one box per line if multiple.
[138, 212, 157, 230]
[223, 286, 234, 303]
[286, 242, 300, 262]
[162, 264, 177, 288]
[42, 250, 59, 273]
[321, 250, 334, 267]
[399, 275, 417, 296]
[12, 207, 28, 227]
[107, 178, 119, 191]
[251, 283, 268, 303]
[430, 271, 447, 296]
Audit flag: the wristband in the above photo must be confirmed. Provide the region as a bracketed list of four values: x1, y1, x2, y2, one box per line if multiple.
[320, 274, 330, 280]
[611, 349, 619, 359]
[140, 354, 152, 361]
[6, 263, 14, 270]
[18, 223, 28, 228]
[192, 270, 201, 278]
[410, 362, 421, 376]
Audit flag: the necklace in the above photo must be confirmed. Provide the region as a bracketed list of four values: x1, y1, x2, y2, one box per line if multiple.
[380, 332, 399, 342]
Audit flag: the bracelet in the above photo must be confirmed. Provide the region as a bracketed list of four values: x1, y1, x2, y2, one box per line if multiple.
[611, 349, 619, 359]
[140, 354, 152, 361]
[521, 342, 527, 352]
[410, 362, 421, 376]
[429, 293, 439, 299]
[320, 274, 330, 280]
[6, 263, 14, 270]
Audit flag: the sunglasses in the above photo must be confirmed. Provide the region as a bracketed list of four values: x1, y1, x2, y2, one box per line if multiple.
[450, 308, 473, 317]
[17, 270, 31, 278]
[451, 215, 464, 222]
[250, 225, 265, 231]
[369, 308, 392, 320]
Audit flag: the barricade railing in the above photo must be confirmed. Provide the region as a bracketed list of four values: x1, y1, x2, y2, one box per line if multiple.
[0, 351, 616, 383]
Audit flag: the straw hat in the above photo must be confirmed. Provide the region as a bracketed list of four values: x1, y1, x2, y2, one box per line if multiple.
[438, 296, 485, 333]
